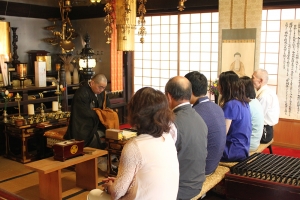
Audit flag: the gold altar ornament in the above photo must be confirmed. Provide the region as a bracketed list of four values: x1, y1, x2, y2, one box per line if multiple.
[14, 93, 24, 119]
[104, 0, 114, 44]
[177, 0, 187, 11]
[138, 0, 147, 43]
[116, 0, 136, 51]
[0, 21, 11, 62]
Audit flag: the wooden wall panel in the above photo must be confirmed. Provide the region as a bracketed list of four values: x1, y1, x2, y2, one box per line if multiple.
[273, 118, 300, 150]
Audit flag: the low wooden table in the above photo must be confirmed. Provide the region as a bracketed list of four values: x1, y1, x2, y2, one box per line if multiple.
[25, 149, 107, 200]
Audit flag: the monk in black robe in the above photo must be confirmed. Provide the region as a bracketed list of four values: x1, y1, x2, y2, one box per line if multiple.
[64, 73, 111, 149]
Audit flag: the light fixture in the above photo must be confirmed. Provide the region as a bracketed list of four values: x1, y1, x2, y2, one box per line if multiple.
[177, 0, 187, 11]
[116, 0, 136, 51]
[91, 0, 101, 3]
[16, 63, 27, 88]
[79, 33, 97, 81]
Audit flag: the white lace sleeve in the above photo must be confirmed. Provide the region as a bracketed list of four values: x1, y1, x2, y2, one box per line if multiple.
[110, 139, 142, 200]
[169, 122, 177, 143]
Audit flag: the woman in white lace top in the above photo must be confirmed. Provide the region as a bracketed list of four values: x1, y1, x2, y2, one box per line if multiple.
[103, 87, 179, 200]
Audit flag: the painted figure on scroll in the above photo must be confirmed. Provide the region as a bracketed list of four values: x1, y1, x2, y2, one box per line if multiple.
[230, 52, 245, 77]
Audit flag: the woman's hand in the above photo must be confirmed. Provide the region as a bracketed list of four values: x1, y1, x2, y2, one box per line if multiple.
[102, 177, 116, 194]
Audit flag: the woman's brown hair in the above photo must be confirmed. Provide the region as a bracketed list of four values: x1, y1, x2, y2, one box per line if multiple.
[127, 87, 174, 137]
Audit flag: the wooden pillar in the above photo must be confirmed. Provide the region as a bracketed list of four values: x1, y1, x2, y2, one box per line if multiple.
[219, 0, 262, 74]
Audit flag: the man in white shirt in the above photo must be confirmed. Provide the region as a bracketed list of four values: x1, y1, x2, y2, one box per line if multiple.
[252, 69, 280, 143]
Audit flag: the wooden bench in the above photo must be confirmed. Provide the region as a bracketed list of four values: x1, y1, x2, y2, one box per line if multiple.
[219, 139, 274, 168]
[249, 139, 274, 155]
[191, 166, 230, 200]
[25, 148, 107, 200]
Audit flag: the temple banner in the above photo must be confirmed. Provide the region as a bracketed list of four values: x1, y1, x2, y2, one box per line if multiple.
[278, 20, 300, 119]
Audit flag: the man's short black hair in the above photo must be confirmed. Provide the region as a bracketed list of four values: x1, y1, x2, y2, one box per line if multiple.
[185, 71, 208, 96]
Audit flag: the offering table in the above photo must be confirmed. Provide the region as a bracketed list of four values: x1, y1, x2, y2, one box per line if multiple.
[25, 148, 107, 200]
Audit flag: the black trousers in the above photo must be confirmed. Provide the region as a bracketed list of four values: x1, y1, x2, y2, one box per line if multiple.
[260, 125, 273, 144]
[89, 130, 107, 149]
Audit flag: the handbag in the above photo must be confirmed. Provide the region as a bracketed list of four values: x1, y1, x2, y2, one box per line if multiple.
[93, 91, 120, 129]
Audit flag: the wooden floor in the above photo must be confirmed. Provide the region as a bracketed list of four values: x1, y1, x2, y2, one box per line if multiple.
[0, 156, 110, 200]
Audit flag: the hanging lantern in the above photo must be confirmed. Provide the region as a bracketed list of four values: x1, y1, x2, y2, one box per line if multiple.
[116, 0, 136, 51]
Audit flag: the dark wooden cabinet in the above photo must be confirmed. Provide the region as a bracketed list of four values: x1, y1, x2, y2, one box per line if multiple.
[0, 85, 77, 156]
[0, 84, 79, 116]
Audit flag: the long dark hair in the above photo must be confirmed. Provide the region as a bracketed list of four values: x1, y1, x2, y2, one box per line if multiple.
[240, 76, 256, 99]
[218, 71, 249, 107]
[127, 87, 174, 137]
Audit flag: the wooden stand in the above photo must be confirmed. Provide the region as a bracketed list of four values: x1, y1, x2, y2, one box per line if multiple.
[105, 138, 128, 176]
[25, 149, 107, 200]
[4, 123, 39, 163]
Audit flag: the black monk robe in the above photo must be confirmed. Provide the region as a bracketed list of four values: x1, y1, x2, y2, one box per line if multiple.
[64, 81, 111, 147]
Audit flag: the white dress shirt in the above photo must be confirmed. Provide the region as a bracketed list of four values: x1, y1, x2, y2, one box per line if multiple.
[256, 85, 280, 126]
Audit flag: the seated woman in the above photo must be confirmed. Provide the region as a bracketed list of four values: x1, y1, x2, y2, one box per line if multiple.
[218, 71, 251, 162]
[103, 87, 179, 199]
[240, 76, 264, 152]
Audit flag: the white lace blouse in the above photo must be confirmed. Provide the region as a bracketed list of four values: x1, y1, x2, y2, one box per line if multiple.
[110, 133, 179, 200]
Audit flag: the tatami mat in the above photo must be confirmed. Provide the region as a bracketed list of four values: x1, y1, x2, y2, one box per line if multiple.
[0, 156, 108, 200]
[0, 156, 33, 182]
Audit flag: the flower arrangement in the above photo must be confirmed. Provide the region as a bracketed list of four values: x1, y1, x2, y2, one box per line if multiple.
[209, 79, 219, 96]
[60, 84, 66, 92]
[2, 90, 13, 111]
[58, 84, 66, 103]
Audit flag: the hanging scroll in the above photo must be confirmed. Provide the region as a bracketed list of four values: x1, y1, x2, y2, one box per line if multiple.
[221, 29, 256, 77]
[278, 20, 300, 119]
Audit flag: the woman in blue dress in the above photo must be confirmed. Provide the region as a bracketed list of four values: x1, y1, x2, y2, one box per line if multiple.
[218, 71, 252, 162]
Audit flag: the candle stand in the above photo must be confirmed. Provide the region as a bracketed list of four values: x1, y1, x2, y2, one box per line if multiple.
[15, 93, 24, 119]
[55, 89, 62, 114]
[3, 110, 8, 123]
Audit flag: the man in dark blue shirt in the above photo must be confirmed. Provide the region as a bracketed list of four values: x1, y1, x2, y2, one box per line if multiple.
[185, 71, 226, 175]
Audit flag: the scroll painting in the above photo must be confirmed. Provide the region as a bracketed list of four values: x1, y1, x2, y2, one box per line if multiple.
[221, 29, 256, 77]
[278, 20, 300, 119]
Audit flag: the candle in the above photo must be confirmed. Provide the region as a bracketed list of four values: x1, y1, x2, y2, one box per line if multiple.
[56, 64, 61, 71]
[28, 104, 35, 115]
[52, 101, 58, 111]
[17, 64, 27, 77]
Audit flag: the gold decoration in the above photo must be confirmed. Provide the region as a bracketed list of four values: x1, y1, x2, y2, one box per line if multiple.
[177, 0, 187, 11]
[138, 0, 147, 43]
[42, 1, 77, 53]
[116, 0, 136, 51]
[0, 21, 11, 62]
[104, 0, 114, 44]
